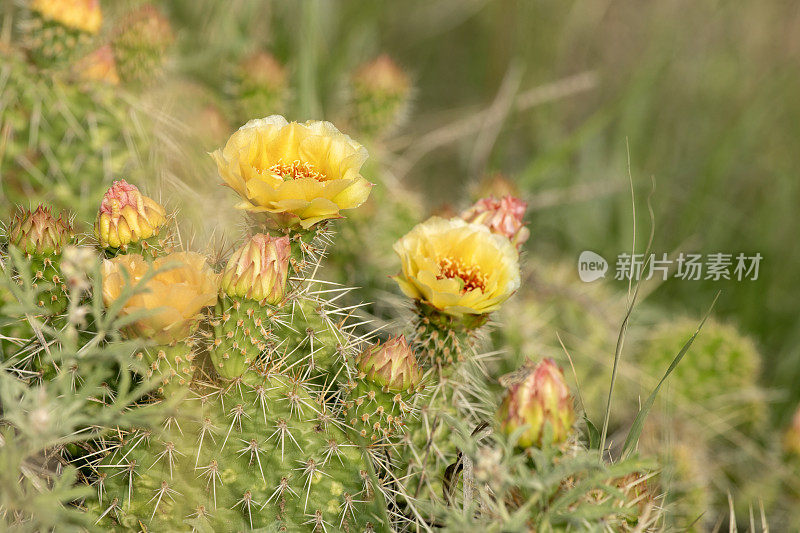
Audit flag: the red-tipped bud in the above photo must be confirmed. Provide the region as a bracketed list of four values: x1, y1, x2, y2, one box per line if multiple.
[234, 52, 290, 121]
[498, 358, 575, 448]
[94, 180, 167, 250]
[357, 336, 422, 392]
[353, 54, 411, 95]
[350, 54, 412, 137]
[220, 234, 290, 305]
[8, 205, 73, 256]
[461, 195, 530, 249]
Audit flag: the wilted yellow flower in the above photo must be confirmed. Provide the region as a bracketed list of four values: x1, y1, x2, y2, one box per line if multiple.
[210, 115, 373, 229]
[31, 0, 102, 34]
[102, 252, 218, 344]
[392, 217, 520, 317]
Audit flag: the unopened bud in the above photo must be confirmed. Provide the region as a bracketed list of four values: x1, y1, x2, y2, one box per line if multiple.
[461, 195, 529, 249]
[8, 205, 73, 256]
[94, 179, 166, 250]
[498, 358, 575, 448]
[350, 54, 411, 137]
[357, 336, 422, 392]
[220, 234, 290, 305]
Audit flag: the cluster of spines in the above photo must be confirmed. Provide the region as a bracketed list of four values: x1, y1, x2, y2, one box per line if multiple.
[287, 222, 335, 277]
[343, 380, 417, 443]
[211, 296, 281, 378]
[89, 370, 387, 530]
[21, 0, 101, 68]
[134, 335, 204, 394]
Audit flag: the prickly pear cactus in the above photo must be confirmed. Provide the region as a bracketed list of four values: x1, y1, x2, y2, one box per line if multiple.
[91, 370, 387, 531]
[78, 116, 399, 531]
[20, 0, 102, 68]
[5, 206, 74, 313]
[90, 231, 391, 530]
[1, 112, 671, 531]
[0, 48, 157, 224]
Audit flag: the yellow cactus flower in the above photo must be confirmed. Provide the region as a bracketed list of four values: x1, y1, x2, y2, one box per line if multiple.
[102, 252, 218, 344]
[392, 217, 520, 317]
[31, 0, 102, 34]
[210, 116, 373, 229]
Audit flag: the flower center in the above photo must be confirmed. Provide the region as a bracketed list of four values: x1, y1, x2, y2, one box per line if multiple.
[269, 160, 327, 182]
[437, 257, 486, 293]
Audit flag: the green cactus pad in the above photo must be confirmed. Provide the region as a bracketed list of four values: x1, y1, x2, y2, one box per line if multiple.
[90, 371, 388, 531]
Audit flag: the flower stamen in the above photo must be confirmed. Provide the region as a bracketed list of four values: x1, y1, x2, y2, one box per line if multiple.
[437, 257, 486, 293]
[269, 160, 327, 182]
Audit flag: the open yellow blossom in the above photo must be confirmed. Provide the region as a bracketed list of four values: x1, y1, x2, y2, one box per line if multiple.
[31, 0, 102, 34]
[392, 217, 520, 317]
[210, 116, 373, 229]
[102, 252, 218, 344]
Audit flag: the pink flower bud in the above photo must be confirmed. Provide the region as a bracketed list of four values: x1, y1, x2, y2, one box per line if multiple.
[461, 195, 530, 249]
[356, 336, 422, 392]
[94, 179, 167, 250]
[220, 234, 290, 305]
[498, 358, 575, 448]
